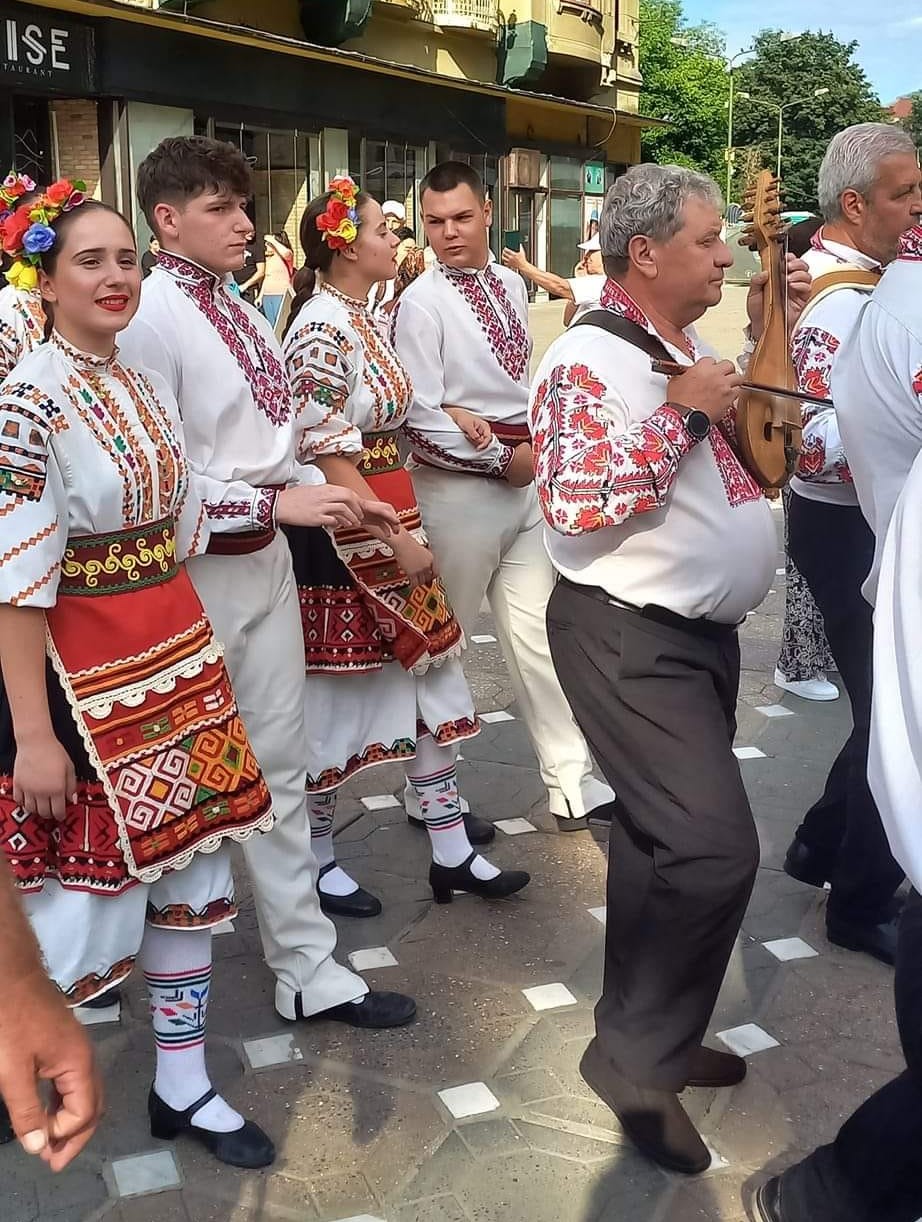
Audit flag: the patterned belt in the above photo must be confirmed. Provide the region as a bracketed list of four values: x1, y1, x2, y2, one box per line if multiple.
[206, 528, 276, 556]
[60, 519, 178, 596]
[359, 431, 402, 477]
[491, 421, 531, 446]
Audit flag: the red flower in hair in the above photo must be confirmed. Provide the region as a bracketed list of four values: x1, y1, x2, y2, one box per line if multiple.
[44, 179, 73, 206]
[317, 199, 349, 230]
[1, 205, 32, 253]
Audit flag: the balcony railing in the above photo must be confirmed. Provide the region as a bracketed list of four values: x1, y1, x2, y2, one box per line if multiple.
[428, 1, 500, 35]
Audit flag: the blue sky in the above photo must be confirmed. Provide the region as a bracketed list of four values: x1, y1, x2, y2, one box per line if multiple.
[681, 0, 920, 103]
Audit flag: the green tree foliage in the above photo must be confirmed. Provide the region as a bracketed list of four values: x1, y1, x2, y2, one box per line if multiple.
[638, 0, 729, 181]
[901, 92, 922, 147]
[732, 30, 884, 211]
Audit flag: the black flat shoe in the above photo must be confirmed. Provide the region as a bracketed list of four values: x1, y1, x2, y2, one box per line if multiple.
[429, 851, 530, 904]
[684, 1045, 746, 1089]
[754, 1176, 784, 1221]
[409, 809, 496, 845]
[299, 990, 417, 1028]
[826, 913, 899, 965]
[0, 1097, 13, 1145]
[79, 986, 121, 1010]
[317, 864, 382, 918]
[148, 1086, 274, 1169]
[555, 814, 589, 833]
[783, 838, 829, 889]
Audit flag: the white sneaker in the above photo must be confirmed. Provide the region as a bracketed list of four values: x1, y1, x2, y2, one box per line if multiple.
[773, 669, 839, 702]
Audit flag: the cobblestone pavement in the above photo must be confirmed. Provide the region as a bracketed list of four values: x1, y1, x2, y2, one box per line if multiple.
[1, 294, 898, 1222]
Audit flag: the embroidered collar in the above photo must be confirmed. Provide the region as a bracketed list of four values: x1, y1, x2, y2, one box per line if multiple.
[898, 226, 922, 261]
[158, 249, 292, 427]
[600, 279, 697, 360]
[156, 250, 222, 290]
[439, 261, 528, 382]
[51, 329, 119, 372]
[810, 228, 882, 271]
[322, 282, 371, 311]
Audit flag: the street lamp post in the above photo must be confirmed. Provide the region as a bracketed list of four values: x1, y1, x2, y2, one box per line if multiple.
[738, 87, 830, 184]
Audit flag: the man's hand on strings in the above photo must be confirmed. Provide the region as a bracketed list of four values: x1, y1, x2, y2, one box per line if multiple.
[746, 253, 812, 341]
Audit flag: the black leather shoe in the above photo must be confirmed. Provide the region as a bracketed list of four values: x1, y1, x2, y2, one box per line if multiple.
[0, 1097, 13, 1145]
[685, 1045, 746, 1089]
[783, 839, 829, 889]
[580, 1038, 710, 1174]
[79, 986, 121, 1010]
[826, 912, 899, 965]
[555, 814, 589, 832]
[299, 990, 417, 1028]
[317, 864, 383, 919]
[409, 809, 496, 845]
[587, 799, 620, 825]
[429, 851, 530, 904]
[754, 1175, 784, 1221]
[148, 1086, 275, 1169]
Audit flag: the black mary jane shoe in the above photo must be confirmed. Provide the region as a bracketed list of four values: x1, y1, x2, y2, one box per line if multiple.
[0, 1097, 13, 1145]
[409, 808, 496, 845]
[148, 1086, 275, 1169]
[317, 864, 383, 919]
[429, 851, 530, 904]
[79, 986, 121, 1011]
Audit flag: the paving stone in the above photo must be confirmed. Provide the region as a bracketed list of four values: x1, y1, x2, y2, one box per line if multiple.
[310, 1170, 380, 1219]
[114, 1194, 190, 1222]
[524, 1094, 619, 1135]
[457, 1117, 526, 1161]
[522, 983, 578, 1011]
[493, 1066, 566, 1106]
[514, 1119, 618, 1162]
[438, 1082, 500, 1119]
[391, 1197, 470, 1222]
[717, 1023, 780, 1056]
[110, 1150, 181, 1198]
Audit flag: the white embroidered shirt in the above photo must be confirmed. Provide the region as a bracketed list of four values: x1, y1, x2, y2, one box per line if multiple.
[0, 284, 45, 379]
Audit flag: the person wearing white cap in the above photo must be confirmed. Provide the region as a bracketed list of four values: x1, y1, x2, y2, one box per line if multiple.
[501, 233, 606, 325]
[382, 200, 406, 231]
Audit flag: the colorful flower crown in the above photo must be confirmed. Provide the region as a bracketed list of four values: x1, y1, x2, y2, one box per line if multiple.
[316, 175, 360, 250]
[0, 171, 36, 220]
[0, 178, 87, 291]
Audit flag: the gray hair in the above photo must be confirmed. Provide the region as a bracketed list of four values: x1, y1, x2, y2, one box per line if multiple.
[818, 124, 918, 222]
[599, 163, 723, 272]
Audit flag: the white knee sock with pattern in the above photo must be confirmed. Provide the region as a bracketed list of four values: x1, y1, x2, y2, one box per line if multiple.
[407, 733, 499, 879]
[141, 924, 242, 1133]
[308, 791, 358, 897]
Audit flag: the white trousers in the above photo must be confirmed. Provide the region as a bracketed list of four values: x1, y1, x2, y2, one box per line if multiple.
[188, 535, 366, 1017]
[410, 467, 613, 818]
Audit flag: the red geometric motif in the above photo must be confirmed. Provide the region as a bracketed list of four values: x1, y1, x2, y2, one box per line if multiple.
[791, 325, 850, 483]
[157, 252, 292, 426]
[912, 367, 922, 397]
[898, 226, 922, 261]
[441, 264, 529, 382]
[599, 279, 649, 328]
[709, 427, 763, 508]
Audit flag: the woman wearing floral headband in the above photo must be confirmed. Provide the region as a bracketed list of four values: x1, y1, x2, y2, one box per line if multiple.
[0, 184, 285, 1167]
[282, 176, 530, 915]
[0, 171, 47, 378]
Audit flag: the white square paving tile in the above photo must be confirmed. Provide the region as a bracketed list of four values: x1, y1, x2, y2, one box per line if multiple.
[213, 919, 235, 936]
[438, 1081, 500, 1120]
[243, 1033, 303, 1070]
[755, 704, 796, 719]
[733, 746, 766, 760]
[111, 1150, 181, 1197]
[480, 710, 515, 724]
[587, 906, 607, 926]
[348, 946, 399, 971]
[763, 937, 818, 962]
[76, 1000, 120, 1026]
[716, 1023, 780, 1056]
[360, 793, 401, 811]
[522, 983, 578, 1011]
[495, 817, 536, 836]
[471, 634, 497, 644]
[775, 567, 786, 576]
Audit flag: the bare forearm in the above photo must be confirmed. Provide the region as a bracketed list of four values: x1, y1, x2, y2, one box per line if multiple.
[314, 455, 409, 544]
[0, 606, 52, 745]
[0, 858, 44, 983]
[518, 260, 573, 300]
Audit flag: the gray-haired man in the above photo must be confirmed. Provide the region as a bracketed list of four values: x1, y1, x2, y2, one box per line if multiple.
[781, 123, 921, 966]
[529, 163, 811, 1174]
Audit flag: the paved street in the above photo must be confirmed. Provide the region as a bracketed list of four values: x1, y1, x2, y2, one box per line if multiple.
[1, 291, 898, 1222]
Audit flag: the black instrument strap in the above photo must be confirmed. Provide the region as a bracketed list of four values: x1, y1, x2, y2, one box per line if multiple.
[572, 309, 674, 366]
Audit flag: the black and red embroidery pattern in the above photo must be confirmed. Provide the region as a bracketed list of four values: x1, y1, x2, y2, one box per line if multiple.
[791, 325, 851, 482]
[898, 226, 922, 262]
[441, 265, 528, 382]
[157, 252, 292, 427]
[599, 279, 648, 328]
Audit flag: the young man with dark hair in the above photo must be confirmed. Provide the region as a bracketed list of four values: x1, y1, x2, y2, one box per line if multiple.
[391, 160, 616, 830]
[121, 136, 416, 1033]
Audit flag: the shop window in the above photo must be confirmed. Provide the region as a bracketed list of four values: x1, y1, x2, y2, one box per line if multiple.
[549, 194, 582, 278]
[550, 155, 584, 192]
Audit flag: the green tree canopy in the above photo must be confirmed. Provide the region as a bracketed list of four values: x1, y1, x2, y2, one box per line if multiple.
[901, 92, 922, 146]
[732, 30, 884, 212]
[638, 0, 729, 181]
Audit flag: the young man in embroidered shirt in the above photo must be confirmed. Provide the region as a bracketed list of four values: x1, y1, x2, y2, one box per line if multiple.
[120, 136, 416, 1033]
[391, 160, 616, 832]
[530, 163, 811, 1174]
[756, 222, 922, 1222]
[780, 124, 922, 967]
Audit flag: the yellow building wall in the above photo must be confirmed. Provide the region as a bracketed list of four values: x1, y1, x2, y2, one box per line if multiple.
[343, 15, 498, 83]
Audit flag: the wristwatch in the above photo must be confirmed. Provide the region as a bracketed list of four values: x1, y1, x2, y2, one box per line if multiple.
[670, 404, 711, 441]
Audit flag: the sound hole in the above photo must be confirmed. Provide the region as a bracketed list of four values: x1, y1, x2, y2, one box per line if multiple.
[763, 421, 773, 442]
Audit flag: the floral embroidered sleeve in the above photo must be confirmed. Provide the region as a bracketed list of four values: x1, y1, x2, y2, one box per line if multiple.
[391, 297, 514, 476]
[0, 381, 68, 607]
[792, 325, 849, 482]
[529, 361, 698, 537]
[0, 319, 20, 381]
[285, 321, 364, 463]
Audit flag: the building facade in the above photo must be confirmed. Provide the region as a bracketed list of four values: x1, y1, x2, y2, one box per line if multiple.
[0, 0, 652, 278]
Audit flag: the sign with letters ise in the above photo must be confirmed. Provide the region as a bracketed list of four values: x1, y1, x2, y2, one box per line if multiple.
[0, 6, 96, 93]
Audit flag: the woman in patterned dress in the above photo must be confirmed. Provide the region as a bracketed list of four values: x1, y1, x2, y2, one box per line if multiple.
[0, 191, 277, 1166]
[282, 179, 529, 917]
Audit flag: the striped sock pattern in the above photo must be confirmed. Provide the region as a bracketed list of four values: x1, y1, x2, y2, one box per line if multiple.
[146, 964, 210, 1052]
[308, 791, 337, 869]
[407, 734, 473, 867]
